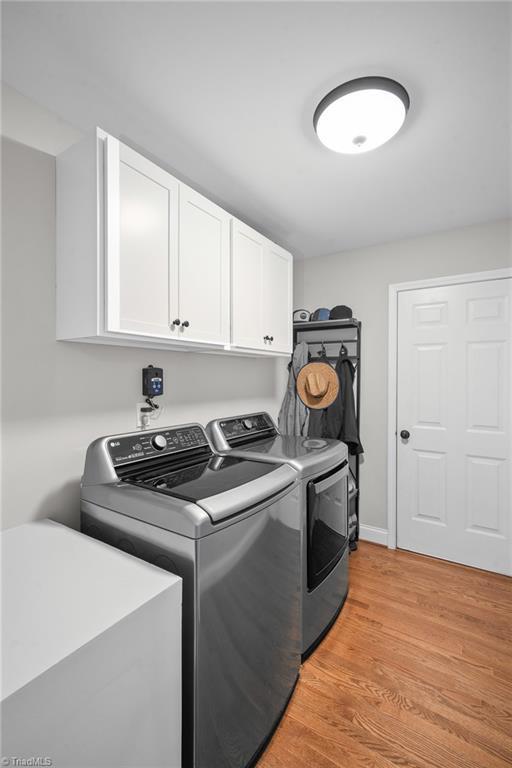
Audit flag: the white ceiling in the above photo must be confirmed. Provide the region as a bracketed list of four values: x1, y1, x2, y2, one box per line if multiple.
[2, 2, 511, 259]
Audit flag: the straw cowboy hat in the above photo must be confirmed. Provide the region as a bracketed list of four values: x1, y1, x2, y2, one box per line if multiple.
[296, 362, 339, 410]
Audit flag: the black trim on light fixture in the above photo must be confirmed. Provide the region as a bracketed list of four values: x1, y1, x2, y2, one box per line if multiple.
[313, 76, 410, 132]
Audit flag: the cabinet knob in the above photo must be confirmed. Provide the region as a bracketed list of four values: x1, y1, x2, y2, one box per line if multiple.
[269, 336, 274, 342]
[263, 335, 270, 341]
[172, 319, 181, 326]
[182, 320, 190, 328]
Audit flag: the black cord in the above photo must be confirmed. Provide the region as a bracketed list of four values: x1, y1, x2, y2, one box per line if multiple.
[145, 397, 160, 411]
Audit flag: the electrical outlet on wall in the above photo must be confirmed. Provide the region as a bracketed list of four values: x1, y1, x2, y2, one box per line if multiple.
[136, 403, 153, 430]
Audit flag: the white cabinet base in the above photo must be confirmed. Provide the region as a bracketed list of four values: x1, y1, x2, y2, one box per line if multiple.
[60, 334, 291, 357]
[1, 520, 182, 768]
[2, 593, 180, 768]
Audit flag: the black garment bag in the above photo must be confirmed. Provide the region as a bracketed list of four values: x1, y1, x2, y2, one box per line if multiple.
[308, 346, 364, 455]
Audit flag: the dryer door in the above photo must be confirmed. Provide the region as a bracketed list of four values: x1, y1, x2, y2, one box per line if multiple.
[307, 461, 348, 591]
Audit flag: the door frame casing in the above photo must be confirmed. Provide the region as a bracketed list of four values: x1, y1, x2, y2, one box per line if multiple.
[387, 267, 512, 550]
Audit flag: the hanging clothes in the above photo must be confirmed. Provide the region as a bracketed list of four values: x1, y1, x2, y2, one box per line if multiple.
[278, 341, 310, 436]
[307, 407, 324, 438]
[324, 352, 363, 455]
[307, 349, 364, 455]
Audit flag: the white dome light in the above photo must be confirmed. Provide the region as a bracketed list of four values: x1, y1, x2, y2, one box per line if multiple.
[314, 76, 410, 154]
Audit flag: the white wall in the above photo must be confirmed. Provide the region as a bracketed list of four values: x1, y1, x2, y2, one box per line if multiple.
[1, 82, 83, 155]
[294, 220, 512, 531]
[1, 136, 287, 530]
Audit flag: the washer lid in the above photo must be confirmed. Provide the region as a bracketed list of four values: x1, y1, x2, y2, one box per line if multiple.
[219, 435, 348, 477]
[126, 454, 276, 502]
[122, 454, 296, 523]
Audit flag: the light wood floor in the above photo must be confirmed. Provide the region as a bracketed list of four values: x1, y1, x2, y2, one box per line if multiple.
[258, 542, 512, 768]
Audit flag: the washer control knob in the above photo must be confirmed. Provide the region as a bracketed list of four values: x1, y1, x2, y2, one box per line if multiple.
[151, 434, 167, 451]
[242, 419, 253, 430]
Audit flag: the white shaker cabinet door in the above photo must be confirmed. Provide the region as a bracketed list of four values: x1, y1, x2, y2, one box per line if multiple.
[178, 185, 230, 344]
[231, 220, 265, 350]
[261, 242, 292, 354]
[105, 136, 179, 337]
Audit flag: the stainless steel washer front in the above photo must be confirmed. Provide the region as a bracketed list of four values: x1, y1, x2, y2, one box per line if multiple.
[80, 424, 301, 768]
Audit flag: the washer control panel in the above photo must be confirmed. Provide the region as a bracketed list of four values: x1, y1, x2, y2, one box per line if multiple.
[108, 425, 208, 466]
[220, 413, 276, 444]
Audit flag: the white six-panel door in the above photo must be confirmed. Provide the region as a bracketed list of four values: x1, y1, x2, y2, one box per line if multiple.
[396, 277, 511, 574]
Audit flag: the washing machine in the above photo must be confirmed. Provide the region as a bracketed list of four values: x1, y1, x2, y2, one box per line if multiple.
[80, 423, 301, 768]
[207, 412, 349, 659]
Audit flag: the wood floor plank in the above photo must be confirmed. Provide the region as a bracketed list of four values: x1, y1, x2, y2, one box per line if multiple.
[349, 567, 512, 627]
[300, 665, 510, 768]
[291, 716, 400, 768]
[305, 657, 512, 760]
[326, 619, 512, 705]
[345, 588, 512, 663]
[257, 542, 512, 768]
[309, 647, 512, 756]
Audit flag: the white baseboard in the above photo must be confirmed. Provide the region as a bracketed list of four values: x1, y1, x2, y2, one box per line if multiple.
[359, 525, 389, 547]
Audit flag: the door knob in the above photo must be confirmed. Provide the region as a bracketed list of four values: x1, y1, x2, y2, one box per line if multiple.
[182, 320, 190, 328]
[400, 430, 410, 440]
[172, 319, 181, 326]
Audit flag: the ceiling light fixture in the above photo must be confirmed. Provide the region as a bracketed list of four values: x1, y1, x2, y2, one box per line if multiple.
[313, 76, 410, 154]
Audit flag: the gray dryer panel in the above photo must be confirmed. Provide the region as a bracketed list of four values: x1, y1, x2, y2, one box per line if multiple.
[207, 413, 347, 478]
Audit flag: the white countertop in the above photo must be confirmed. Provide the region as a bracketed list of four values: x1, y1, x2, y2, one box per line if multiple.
[1, 519, 181, 700]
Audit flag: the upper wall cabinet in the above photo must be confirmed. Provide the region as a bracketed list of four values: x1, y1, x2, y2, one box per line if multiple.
[57, 128, 292, 355]
[231, 220, 293, 354]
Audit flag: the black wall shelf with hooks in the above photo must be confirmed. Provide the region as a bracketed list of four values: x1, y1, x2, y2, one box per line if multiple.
[293, 318, 362, 549]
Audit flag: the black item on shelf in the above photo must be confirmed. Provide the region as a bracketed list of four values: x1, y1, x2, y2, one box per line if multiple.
[330, 305, 353, 320]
